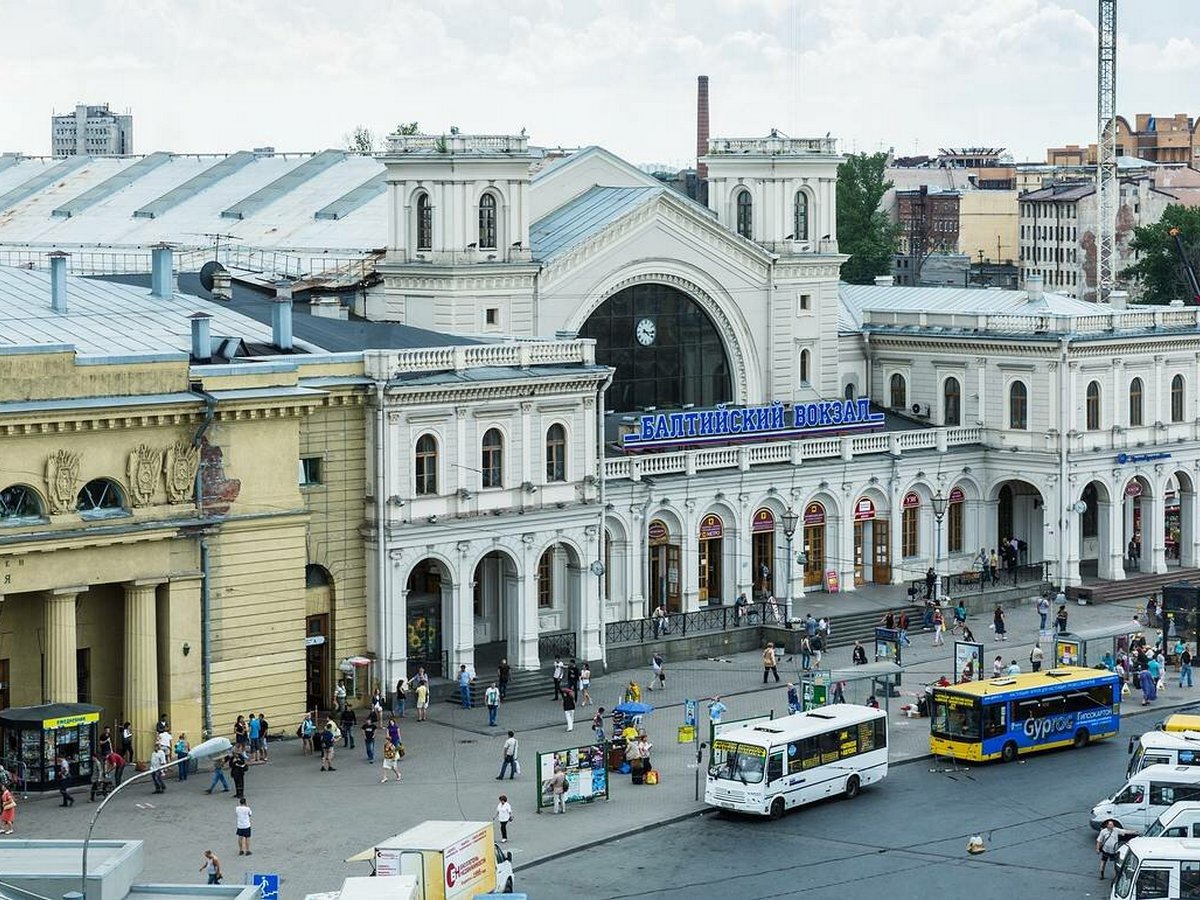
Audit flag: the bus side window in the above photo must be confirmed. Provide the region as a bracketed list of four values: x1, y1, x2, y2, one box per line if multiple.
[874, 718, 887, 750]
[1149, 783, 1175, 806]
[767, 751, 784, 783]
[1136, 867, 1171, 898]
[983, 704, 1006, 738]
[1177, 785, 1200, 804]
[1165, 825, 1188, 837]
[1181, 860, 1200, 898]
[801, 738, 820, 769]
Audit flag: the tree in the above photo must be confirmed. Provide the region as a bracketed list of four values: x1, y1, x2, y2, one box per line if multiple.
[1121, 204, 1200, 305]
[396, 121, 420, 135]
[344, 126, 376, 154]
[836, 152, 900, 284]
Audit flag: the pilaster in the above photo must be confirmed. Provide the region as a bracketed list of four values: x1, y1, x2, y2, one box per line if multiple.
[43, 586, 82, 705]
[124, 579, 162, 762]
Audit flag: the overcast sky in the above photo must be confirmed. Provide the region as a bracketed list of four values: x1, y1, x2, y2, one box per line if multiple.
[2, 0, 1197, 166]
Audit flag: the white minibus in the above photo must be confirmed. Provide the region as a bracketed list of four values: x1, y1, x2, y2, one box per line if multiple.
[1145, 802, 1200, 839]
[1092, 765, 1200, 834]
[1111, 837, 1200, 899]
[1128, 730, 1200, 779]
[705, 704, 887, 819]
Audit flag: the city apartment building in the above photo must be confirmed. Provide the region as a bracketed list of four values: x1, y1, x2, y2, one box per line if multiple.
[51, 103, 133, 157]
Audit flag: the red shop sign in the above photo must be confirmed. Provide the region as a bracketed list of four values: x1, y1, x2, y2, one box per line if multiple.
[752, 508, 776, 533]
[949, 487, 966, 503]
[699, 514, 724, 540]
[1125, 482, 1143, 498]
[902, 491, 921, 510]
[853, 497, 877, 521]
[648, 519, 669, 545]
[804, 502, 826, 526]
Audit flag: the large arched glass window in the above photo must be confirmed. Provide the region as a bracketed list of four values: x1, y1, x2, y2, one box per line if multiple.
[77, 478, 125, 518]
[1129, 377, 1144, 427]
[943, 377, 961, 426]
[545, 423, 566, 482]
[481, 428, 504, 489]
[1086, 381, 1101, 430]
[0, 484, 44, 524]
[735, 189, 753, 239]
[1172, 374, 1186, 423]
[416, 193, 432, 251]
[415, 433, 438, 495]
[537, 547, 554, 608]
[478, 193, 497, 250]
[890, 373, 907, 409]
[1009, 382, 1028, 430]
[793, 191, 809, 241]
[799, 349, 811, 385]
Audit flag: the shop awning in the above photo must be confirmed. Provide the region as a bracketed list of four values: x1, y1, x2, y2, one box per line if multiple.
[0, 702, 103, 729]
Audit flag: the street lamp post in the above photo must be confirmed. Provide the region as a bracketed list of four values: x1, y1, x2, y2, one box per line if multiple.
[782, 507, 800, 621]
[81, 736, 232, 899]
[931, 492, 949, 606]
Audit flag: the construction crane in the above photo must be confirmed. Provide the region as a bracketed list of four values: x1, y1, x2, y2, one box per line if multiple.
[1170, 227, 1200, 304]
[1095, 0, 1117, 303]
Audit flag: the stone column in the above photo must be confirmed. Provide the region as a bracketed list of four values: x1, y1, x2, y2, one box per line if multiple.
[123, 579, 162, 763]
[1147, 485, 1168, 575]
[1105, 496, 1127, 581]
[43, 587, 83, 704]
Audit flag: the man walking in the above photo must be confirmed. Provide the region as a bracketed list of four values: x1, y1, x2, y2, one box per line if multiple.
[150, 745, 167, 794]
[1182, 644, 1194, 689]
[497, 659, 511, 701]
[1037, 593, 1051, 632]
[1029, 643, 1044, 673]
[362, 715, 377, 763]
[497, 731, 518, 780]
[320, 723, 337, 771]
[56, 756, 75, 806]
[563, 687, 576, 731]
[547, 764, 567, 814]
[458, 665, 474, 709]
[230, 750, 248, 795]
[551, 657, 564, 701]
[235, 797, 253, 856]
[649, 653, 666, 691]
[206, 750, 230, 794]
[339, 705, 356, 749]
[485, 682, 501, 727]
[199, 850, 223, 884]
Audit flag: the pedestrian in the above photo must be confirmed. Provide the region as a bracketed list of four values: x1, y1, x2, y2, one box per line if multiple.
[567, 659, 581, 696]
[636, 732, 653, 778]
[1097, 818, 1121, 879]
[811, 631, 825, 666]
[952, 600, 967, 634]
[120, 721, 134, 761]
[497, 659, 510, 702]
[552, 657, 564, 700]
[458, 665, 474, 709]
[416, 679, 430, 721]
[98, 727, 113, 760]
[0, 784, 14, 834]
[989, 549, 999, 583]
[762, 642, 780, 682]
[235, 797, 253, 856]
[299, 713, 316, 754]
[993, 605, 1007, 641]
[579, 664, 592, 706]
[362, 716, 378, 763]
[708, 696, 727, 725]
[339, 705, 357, 748]
[1005, 659, 1021, 675]
[320, 723, 337, 771]
[881, 611, 895, 630]
[258, 713, 271, 761]
[233, 715, 248, 755]
[387, 716, 401, 749]
[1147, 596, 1159, 629]
[1182, 644, 1194, 689]
[175, 732, 190, 781]
[497, 731, 519, 780]
[394, 676, 409, 717]
[485, 683, 501, 727]
[248, 713, 262, 760]
[371, 686, 384, 713]
[334, 679, 347, 713]
[199, 850, 223, 884]
[993, 655, 1004, 678]
[157, 723, 173, 759]
[962, 624, 976, 643]
[56, 756, 75, 807]
[548, 765, 568, 814]
[1029, 644, 1044, 673]
[925, 566, 936, 600]
[897, 611, 910, 647]
[932, 607, 945, 646]
[380, 737, 401, 783]
[563, 687, 576, 731]
[150, 744, 167, 793]
[649, 653, 666, 691]
[624, 680, 642, 703]
[1037, 593, 1051, 631]
[786, 683, 800, 714]
[852, 640, 867, 665]
[592, 708, 606, 743]
[206, 751, 230, 794]
[1140, 667, 1158, 706]
[230, 750, 249, 793]
[652, 603, 667, 638]
[800, 636, 812, 671]
[106, 749, 127, 787]
[1056, 604, 1069, 635]
[495, 794, 514, 842]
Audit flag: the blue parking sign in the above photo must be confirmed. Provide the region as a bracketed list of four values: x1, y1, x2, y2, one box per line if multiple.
[250, 874, 279, 900]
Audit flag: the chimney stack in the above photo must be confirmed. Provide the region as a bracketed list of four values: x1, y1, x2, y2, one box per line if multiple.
[190, 312, 212, 362]
[873, 275, 895, 288]
[1025, 273, 1044, 302]
[49, 251, 69, 313]
[696, 75, 710, 200]
[272, 280, 294, 352]
[151, 243, 174, 299]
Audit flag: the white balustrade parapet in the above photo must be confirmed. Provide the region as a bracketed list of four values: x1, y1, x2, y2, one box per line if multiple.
[365, 340, 595, 379]
[862, 307, 1200, 335]
[385, 133, 530, 154]
[706, 135, 839, 156]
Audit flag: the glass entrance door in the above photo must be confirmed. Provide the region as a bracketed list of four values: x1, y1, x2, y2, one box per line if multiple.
[650, 544, 682, 613]
[804, 524, 825, 586]
[698, 539, 722, 604]
[854, 522, 866, 585]
[752, 531, 775, 598]
[305, 613, 329, 713]
[873, 520, 892, 583]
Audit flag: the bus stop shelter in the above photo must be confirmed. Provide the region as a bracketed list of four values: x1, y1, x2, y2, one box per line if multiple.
[1055, 622, 1150, 668]
[824, 661, 903, 712]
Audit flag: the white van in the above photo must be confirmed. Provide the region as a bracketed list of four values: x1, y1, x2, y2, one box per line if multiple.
[1111, 837, 1200, 899]
[1091, 765, 1200, 833]
[1145, 802, 1200, 839]
[1128, 730, 1200, 779]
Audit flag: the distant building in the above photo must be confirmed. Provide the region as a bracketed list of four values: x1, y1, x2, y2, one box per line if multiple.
[51, 103, 133, 157]
[894, 187, 961, 285]
[1046, 113, 1200, 167]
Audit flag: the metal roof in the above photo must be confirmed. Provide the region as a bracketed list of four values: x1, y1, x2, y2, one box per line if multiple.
[315, 174, 386, 220]
[53, 152, 172, 218]
[220, 149, 345, 220]
[530, 185, 662, 261]
[133, 151, 255, 218]
[838, 283, 1104, 332]
[0, 156, 92, 212]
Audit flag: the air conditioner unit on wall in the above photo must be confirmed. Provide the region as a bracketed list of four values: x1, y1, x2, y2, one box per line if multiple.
[911, 403, 931, 418]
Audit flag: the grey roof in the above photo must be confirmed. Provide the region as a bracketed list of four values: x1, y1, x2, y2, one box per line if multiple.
[531, 185, 662, 261]
[220, 149, 345, 220]
[0, 156, 91, 212]
[315, 174, 386, 220]
[1021, 182, 1095, 202]
[133, 151, 255, 218]
[837, 283, 1105, 332]
[53, 152, 172, 218]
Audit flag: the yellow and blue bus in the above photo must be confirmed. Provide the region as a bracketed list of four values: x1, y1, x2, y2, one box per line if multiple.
[929, 666, 1121, 762]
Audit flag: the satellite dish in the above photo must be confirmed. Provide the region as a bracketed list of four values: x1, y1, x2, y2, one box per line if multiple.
[199, 260, 227, 293]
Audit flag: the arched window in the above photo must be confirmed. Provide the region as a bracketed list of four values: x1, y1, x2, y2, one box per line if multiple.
[415, 193, 432, 251]
[0, 484, 43, 524]
[844, 382, 856, 400]
[1086, 381, 1101, 430]
[415, 433, 438, 496]
[943, 377, 961, 426]
[478, 193, 497, 250]
[735, 189, 753, 239]
[481, 428, 503, 489]
[537, 547, 554, 608]
[889, 373, 907, 409]
[1129, 377, 1144, 427]
[1172, 374, 1186, 423]
[1009, 382, 1028, 430]
[799, 349, 811, 385]
[793, 191, 809, 241]
[545, 423, 566, 482]
[76, 478, 125, 517]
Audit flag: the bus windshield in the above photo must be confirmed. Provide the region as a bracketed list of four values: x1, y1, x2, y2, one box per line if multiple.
[708, 740, 767, 784]
[931, 696, 980, 740]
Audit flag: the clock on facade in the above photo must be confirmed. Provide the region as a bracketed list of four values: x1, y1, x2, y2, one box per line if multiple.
[635, 318, 656, 346]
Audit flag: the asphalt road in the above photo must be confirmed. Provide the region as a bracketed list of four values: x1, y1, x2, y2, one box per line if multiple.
[519, 729, 1140, 900]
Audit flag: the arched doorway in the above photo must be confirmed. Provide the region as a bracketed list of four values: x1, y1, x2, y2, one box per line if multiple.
[647, 517, 682, 613]
[406, 558, 452, 678]
[751, 507, 777, 599]
[1121, 476, 1153, 572]
[1166, 471, 1195, 568]
[304, 564, 334, 713]
[473, 550, 519, 670]
[994, 479, 1045, 574]
[1078, 480, 1112, 578]
[536, 541, 584, 659]
[698, 513, 725, 604]
[802, 501, 828, 587]
[852, 493, 890, 585]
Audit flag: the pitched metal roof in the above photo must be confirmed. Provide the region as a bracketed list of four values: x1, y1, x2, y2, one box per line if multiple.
[838, 283, 1105, 332]
[530, 185, 662, 261]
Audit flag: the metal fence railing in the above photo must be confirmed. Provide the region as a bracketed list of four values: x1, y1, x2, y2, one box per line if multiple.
[605, 599, 788, 646]
[538, 630, 577, 661]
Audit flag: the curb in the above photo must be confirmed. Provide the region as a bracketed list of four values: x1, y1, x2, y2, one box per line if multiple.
[519, 805, 718, 870]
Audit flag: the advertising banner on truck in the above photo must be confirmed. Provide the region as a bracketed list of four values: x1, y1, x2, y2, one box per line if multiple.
[443, 825, 494, 900]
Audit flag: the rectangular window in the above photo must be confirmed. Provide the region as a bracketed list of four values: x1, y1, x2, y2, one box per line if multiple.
[299, 457, 323, 486]
[798, 293, 811, 313]
[537, 551, 553, 609]
[0, 658, 10, 712]
[76, 647, 90, 704]
[902, 507, 918, 558]
[485, 308, 499, 326]
[948, 501, 964, 553]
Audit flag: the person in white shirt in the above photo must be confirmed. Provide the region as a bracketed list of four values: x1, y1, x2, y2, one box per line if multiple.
[497, 731, 518, 780]
[494, 794, 513, 842]
[235, 797, 253, 856]
[149, 747, 167, 793]
[1005, 660, 1021, 676]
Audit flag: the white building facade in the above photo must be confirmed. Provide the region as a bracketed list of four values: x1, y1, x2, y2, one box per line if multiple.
[51, 104, 133, 157]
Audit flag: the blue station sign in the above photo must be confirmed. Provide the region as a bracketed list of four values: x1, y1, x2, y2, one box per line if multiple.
[622, 398, 885, 450]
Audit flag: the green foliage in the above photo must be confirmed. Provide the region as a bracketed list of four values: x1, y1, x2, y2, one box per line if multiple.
[1121, 204, 1200, 305]
[396, 121, 421, 135]
[343, 126, 375, 154]
[836, 152, 900, 284]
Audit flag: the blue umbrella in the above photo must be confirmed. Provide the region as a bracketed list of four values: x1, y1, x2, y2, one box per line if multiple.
[613, 701, 655, 716]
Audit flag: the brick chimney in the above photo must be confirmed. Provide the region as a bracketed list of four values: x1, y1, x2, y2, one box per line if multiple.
[696, 75, 710, 201]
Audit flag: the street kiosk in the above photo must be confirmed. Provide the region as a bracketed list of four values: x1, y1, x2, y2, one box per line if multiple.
[0, 702, 101, 792]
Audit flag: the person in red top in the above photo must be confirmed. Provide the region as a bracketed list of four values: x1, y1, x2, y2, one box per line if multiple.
[105, 750, 126, 786]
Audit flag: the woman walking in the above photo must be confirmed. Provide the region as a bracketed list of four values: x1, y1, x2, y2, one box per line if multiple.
[993, 605, 1007, 642]
[495, 794, 513, 842]
[1, 785, 16, 834]
[579, 664, 592, 707]
[380, 738, 401, 783]
[175, 733, 190, 781]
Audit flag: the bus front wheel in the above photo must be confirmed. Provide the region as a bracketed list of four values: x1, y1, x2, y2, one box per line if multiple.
[844, 775, 861, 799]
[1001, 742, 1018, 763]
[1074, 728, 1090, 749]
[769, 797, 785, 820]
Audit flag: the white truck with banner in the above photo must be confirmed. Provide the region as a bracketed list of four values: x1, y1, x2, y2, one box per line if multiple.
[345, 820, 515, 898]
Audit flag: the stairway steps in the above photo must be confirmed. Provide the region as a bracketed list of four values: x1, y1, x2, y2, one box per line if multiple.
[1069, 569, 1200, 605]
